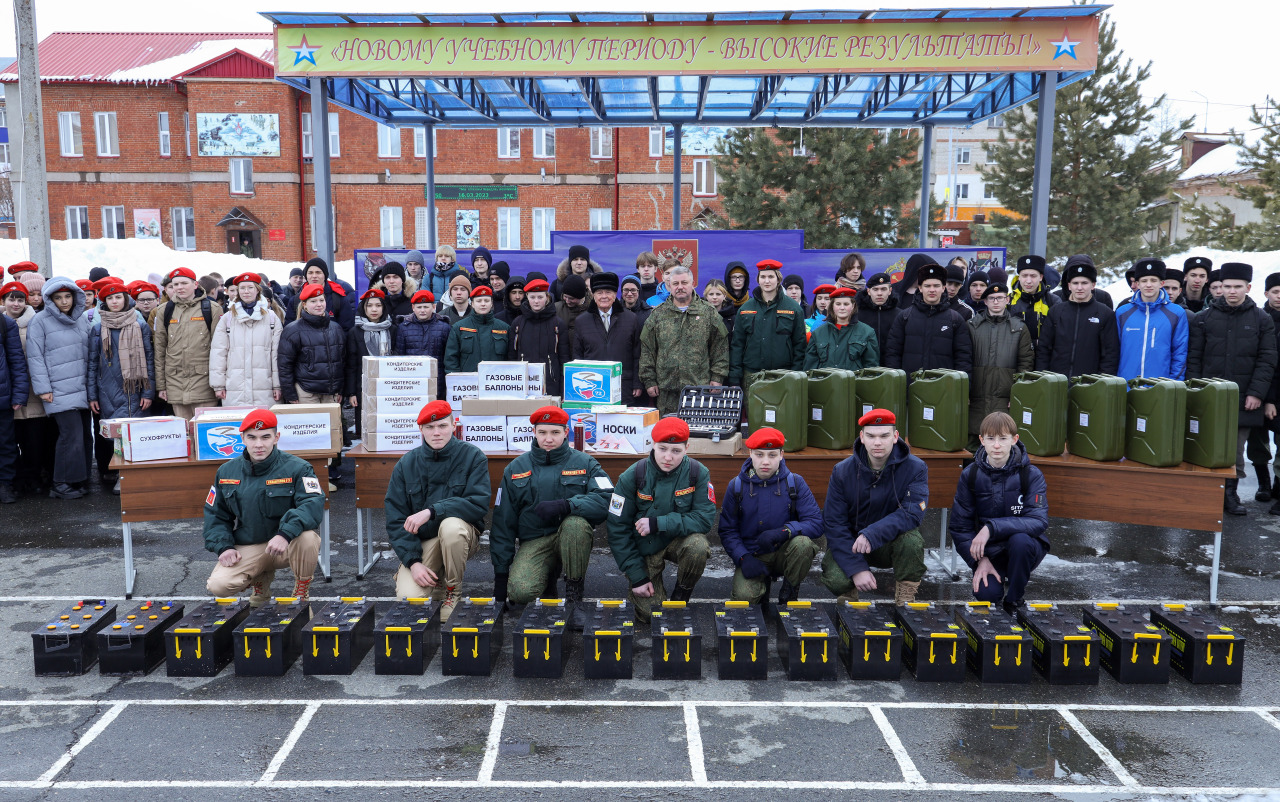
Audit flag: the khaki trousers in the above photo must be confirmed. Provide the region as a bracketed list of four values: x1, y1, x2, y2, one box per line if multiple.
[395, 517, 479, 599]
[206, 531, 320, 595]
[295, 386, 342, 405]
[170, 403, 209, 420]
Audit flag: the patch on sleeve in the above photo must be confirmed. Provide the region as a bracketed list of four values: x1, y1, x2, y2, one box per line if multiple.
[302, 476, 322, 495]
[218, 478, 240, 485]
[494, 488, 502, 507]
[511, 470, 532, 480]
[594, 476, 613, 490]
[609, 493, 626, 517]
[708, 482, 716, 504]
[919, 501, 926, 511]
[205, 485, 216, 506]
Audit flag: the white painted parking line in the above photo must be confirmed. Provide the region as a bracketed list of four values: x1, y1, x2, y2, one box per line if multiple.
[257, 702, 319, 785]
[6, 595, 1280, 605]
[683, 702, 708, 785]
[36, 701, 127, 784]
[1258, 711, 1280, 733]
[477, 702, 506, 783]
[869, 706, 925, 785]
[1057, 707, 1139, 788]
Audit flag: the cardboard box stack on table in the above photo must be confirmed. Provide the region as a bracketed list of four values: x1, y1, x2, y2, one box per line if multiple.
[361, 356, 437, 452]
[558, 361, 660, 454]
[435, 361, 558, 454]
[269, 403, 343, 457]
[111, 417, 190, 462]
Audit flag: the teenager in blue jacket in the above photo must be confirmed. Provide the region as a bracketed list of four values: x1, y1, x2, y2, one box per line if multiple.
[1117, 258, 1188, 380]
[718, 427, 824, 606]
[949, 411, 1050, 613]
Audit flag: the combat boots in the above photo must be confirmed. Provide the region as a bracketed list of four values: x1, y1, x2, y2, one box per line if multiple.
[249, 571, 275, 607]
[291, 576, 312, 604]
[1225, 480, 1247, 516]
[670, 582, 696, 603]
[440, 585, 461, 622]
[564, 577, 586, 631]
[894, 580, 921, 605]
[777, 580, 801, 606]
[1255, 464, 1273, 503]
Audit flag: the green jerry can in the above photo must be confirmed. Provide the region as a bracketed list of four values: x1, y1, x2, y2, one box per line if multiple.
[1126, 378, 1187, 467]
[1010, 372, 1069, 456]
[747, 370, 808, 451]
[1067, 374, 1127, 461]
[1184, 378, 1239, 468]
[853, 367, 908, 436]
[908, 369, 970, 452]
[806, 368, 858, 450]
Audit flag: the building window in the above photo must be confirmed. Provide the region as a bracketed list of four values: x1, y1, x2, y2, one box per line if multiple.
[102, 206, 126, 239]
[158, 112, 171, 157]
[58, 112, 82, 157]
[983, 184, 998, 201]
[649, 126, 664, 157]
[497, 127, 520, 159]
[532, 207, 555, 250]
[171, 207, 195, 251]
[377, 124, 401, 158]
[380, 206, 403, 248]
[692, 159, 717, 196]
[589, 208, 612, 231]
[65, 206, 89, 239]
[413, 127, 438, 158]
[304, 111, 340, 158]
[532, 127, 555, 159]
[987, 113, 1005, 128]
[956, 147, 971, 165]
[497, 207, 520, 249]
[414, 207, 432, 250]
[0, 109, 6, 127]
[328, 113, 340, 157]
[309, 204, 336, 253]
[589, 127, 612, 159]
[229, 158, 253, 195]
[94, 112, 119, 157]
[0, 143, 9, 167]
[184, 112, 191, 157]
[955, 182, 969, 200]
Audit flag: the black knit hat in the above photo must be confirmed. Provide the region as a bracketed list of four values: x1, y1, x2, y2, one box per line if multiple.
[89, 267, 111, 283]
[561, 274, 588, 298]
[1016, 254, 1047, 274]
[866, 273, 892, 288]
[782, 274, 805, 290]
[1132, 258, 1166, 281]
[304, 257, 329, 278]
[568, 244, 590, 263]
[527, 271, 548, 282]
[621, 274, 641, 291]
[491, 261, 511, 281]
[592, 272, 620, 293]
[1220, 262, 1253, 283]
[982, 282, 1010, 300]
[379, 261, 407, 282]
[289, 267, 305, 278]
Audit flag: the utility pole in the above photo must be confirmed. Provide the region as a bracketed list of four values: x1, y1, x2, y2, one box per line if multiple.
[14, 0, 52, 275]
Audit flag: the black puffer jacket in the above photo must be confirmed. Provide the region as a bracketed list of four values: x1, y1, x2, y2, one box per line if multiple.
[883, 294, 972, 377]
[571, 300, 643, 398]
[1034, 297, 1120, 378]
[279, 310, 346, 401]
[1053, 285, 1114, 310]
[1263, 303, 1280, 405]
[511, 302, 571, 396]
[855, 290, 898, 354]
[1187, 296, 1278, 428]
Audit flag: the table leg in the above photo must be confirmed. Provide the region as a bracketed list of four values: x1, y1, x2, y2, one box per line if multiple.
[1209, 529, 1222, 605]
[319, 511, 332, 582]
[926, 508, 960, 581]
[121, 522, 137, 599]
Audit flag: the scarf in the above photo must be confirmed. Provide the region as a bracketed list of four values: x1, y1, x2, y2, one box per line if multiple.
[99, 308, 150, 395]
[358, 316, 393, 356]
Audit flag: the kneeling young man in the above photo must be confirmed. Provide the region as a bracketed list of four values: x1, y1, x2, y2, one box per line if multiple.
[384, 400, 491, 620]
[719, 427, 824, 605]
[607, 417, 714, 622]
[491, 406, 612, 626]
[949, 411, 1049, 613]
[204, 409, 325, 605]
[821, 409, 928, 604]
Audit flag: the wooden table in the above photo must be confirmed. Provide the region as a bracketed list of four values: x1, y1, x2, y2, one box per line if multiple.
[112, 453, 333, 598]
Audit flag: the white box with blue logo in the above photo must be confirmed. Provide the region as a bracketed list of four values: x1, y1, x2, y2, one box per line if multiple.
[563, 361, 623, 405]
[191, 411, 252, 461]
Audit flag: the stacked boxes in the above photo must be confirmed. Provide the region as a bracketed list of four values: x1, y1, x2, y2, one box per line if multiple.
[459, 396, 562, 453]
[270, 403, 342, 456]
[120, 417, 189, 462]
[362, 356, 436, 452]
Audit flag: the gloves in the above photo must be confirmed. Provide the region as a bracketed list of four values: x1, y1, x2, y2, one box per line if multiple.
[739, 554, 769, 579]
[757, 527, 790, 553]
[533, 499, 572, 524]
[493, 573, 509, 604]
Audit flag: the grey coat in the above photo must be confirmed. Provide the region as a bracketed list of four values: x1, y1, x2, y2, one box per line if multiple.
[88, 299, 157, 419]
[26, 276, 90, 414]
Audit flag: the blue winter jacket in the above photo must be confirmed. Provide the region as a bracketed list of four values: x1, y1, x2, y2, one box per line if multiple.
[823, 438, 929, 578]
[0, 312, 31, 409]
[717, 458, 824, 564]
[948, 442, 1049, 570]
[394, 312, 453, 398]
[1116, 289, 1188, 380]
[88, 305, 156, 419]
[423, 264, 464, 300]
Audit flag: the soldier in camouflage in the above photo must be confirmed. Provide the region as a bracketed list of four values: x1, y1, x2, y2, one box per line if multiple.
[638, 265, 730, 415]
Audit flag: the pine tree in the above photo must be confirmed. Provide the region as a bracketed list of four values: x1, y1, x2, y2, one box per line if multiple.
[1185, 97, 1280, 251]
[977, 14, 1192, 268]
[710, 127, 925, 249]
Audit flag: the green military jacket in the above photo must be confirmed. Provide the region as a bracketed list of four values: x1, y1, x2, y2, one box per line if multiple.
[490, 440, 613, 574]
[606, 454, 716, 586]
[638, 296, 730, 391]
[384, 436, 492, 567]
[728, 289, 807, 385]
[803, 318, 880, 371]
[443, 311, 510, 374]
[203, 447, 326, 554]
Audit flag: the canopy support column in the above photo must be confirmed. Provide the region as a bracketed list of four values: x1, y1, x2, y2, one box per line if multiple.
[918, 123, 933, 248]
[424, 123, 437, 249]
[1029, 70, 1058, 257]
[672, 122, 682, 230]
[309, 77, 334, 271]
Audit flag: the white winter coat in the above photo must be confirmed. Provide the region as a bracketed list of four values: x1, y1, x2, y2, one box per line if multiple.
[208, 299, 282, 407]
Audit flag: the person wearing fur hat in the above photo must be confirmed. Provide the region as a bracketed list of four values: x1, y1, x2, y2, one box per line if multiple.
[1035, 257, 1120, 379]
[728, 259, 807, 388]
[284, 257, 355, 331]
[443, 286, 511, 374]
[1248, 272, 1280, 514]
[1116, 258, 1188, 381]
[1182, 256, 1213, 313]
[371, 261, 416, 319]
[510, 278, 570, 396]
[441, 273, 474, 325]
[469, 246, 493, 285]
[210, 273, 283, 408]
[883, 259, 972, 378]
[1008, 254, 1060, 344]
[3, 282, 53, 497]
[551, 244, 600, 301]
[26, 277, 92, 498]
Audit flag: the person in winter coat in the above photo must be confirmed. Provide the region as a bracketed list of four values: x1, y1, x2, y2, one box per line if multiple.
[440, 274, 473, 325]
[701, 279, 737, 336]
[0, 281, 31, 503]
[1008, 255, 1060, 346]
[945, 263, 974, 321]
[281, 267, 305, 308]
[620, 275, 652, 329]
[422, 246, 464, 300]
[469, 246, 493, 285]
[1248, 272, 1280, 514]
[154, 267, 224, 419]
[554, 274, 592, 330]
[571, 274, 643, 402]
[1187, 262, 1278, 516]
[26, 277, 91, 499]
[966, 270, 990, 307]
[835, 252, 867, 293]
[728, 260, 807, 388]
[394, 290, 452, 400]
[635, 251, 662, 304]
[443, 286, 510, 374]
[4, 281, 54, 496]
[804, 288, 879, 371]
[718, 428, 824, 606]
[807, 284, 835, 332]
[488, 261, 511, 306]
[510, 279, 571, 397]
[210, 273, 283, 408]
[1163, 268, 1185, 306]
[967, 282, 1035, 449]
[284, 258, 355, 331]
[821, 409, 927, 605]
[883, 262, 973, 378]
[551, 244, 600, 301]
[279, 284, 347, 404]
[856, 274, 899, 352]
[371, 261, 416, 320]
[1048, 257, 1114, 311]
[723, 261, 751, 308]
[403, 250, 427, 285]
[1034, 259, 1120, 378]
[498, 276, 525, 324]
[346, 289, 399, 436]
[782, 274, 807, 311]
[1181, 256, 1212, 314]
[891, 253, 930, 304]
[88, 283, 155, 492]
[1116, 258, 1189, 381]
[949, 411, 1050, 612]
[639, 266, 731, 415]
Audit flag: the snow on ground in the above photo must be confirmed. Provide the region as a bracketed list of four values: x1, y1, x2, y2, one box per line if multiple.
[1103, 247, 1280, 306]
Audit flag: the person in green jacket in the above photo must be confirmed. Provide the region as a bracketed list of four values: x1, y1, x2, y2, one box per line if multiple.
[967, 282, 1034, 450]
[204, 409, 325, 606]
[442, 285, 510, 374]
[804, 287, 879, 370]
[638, 266, 730, 414]
[491, 405, 613, 628]
[728, 258, 807, 388]
[384, 400, 491, 621]
[606, 417, 715, 623]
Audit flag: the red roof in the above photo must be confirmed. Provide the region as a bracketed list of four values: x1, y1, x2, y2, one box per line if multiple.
[0, 32, 274, 84]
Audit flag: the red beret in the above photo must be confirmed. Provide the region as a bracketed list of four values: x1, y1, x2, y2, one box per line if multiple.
[361, 289, 385, 301]
[299, 284, 325, 301]
[239, 409, 278, 432]
[829, 287, 857, 299]
[529, 406, 569, 426]
[233, 272, 260, 286]
[858, 408, 896, 427]
[417, 400, 454, 425]
[75, 279, 93, 291]
[651, 416, 690, 445]
[524, 279, 550, 293]
[91, 277, 117, 293]
[97, 282, 128, 300]
[745, 427, 785, 450]
[756, 259, 783, 272]
[0, 281, 28, 298]
[8, 261, 38, 276]
[812, 284, 836, 296]
[470, 285, 493, 298]
[130, 282, 160, 299]
[168, 267, 197, 281]
[410, 290, 435, 305]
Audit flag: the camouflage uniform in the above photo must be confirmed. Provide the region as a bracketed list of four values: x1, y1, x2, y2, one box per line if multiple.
[638, 296, 730, 414]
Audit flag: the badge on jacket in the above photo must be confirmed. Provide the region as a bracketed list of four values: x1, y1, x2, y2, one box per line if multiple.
[205, 486, 216, 506]
[609, 493, 625, 516]
[302, 476, 322, 494]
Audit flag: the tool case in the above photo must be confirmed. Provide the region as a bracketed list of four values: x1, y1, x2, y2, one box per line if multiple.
[1016, 603, 1100, 685]
[895, 602, 966, 682]
[715, 601, 768, 680]
[833, 601, 903, 681]
[775, 601, 838, 681]
[441, 597, 503, 676]
[233, 597, 311, 676]
[374, 598, 441, 675]
[1082, 603, 1170, 684]
[955, 602, 1033, 684]
[165, 598, 251, 677]
[303, 597, 376, 675]
[512, 598, 571, 679]
[1150, 603, 1244, 684]
[32, 600, 116, 676]
[651, 601, 701, 680]
[583, 600, 634, 679]
[98, 601, 184, 676]
[676, 385, 744, 439]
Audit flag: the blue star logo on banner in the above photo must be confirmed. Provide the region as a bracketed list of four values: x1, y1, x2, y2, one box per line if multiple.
[1049, 30, 1080, 60]
[288, 35, 320, 66]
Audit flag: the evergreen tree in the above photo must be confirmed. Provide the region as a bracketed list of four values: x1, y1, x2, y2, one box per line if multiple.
[710, 127, 925, 249]
[977, 14, 1192, 267]
[1185, 97, 1280, 251]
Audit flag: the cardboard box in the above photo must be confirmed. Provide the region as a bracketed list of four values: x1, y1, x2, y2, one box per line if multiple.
[527, 364, 545, 397]
[361, 412, 419, 434]
[362, 356, 437, 378]
[462, 415, 508, 453]
[564, 361, 623, 404]
[100, 416, 151, 440]
[270, 403, 342, 455]
[362, 394, 425, 415]
[506, 416, 535, 452]
[590, 406, 659, 454]
[364, 431, 421, 452]
[121, 417, 190, 462]
[564, 402, 597, 446]
[446, 373, 480, 411]
[193, 404, 257, 420]
[478, 361, 528, 399]
[191, 411, 253, 461]
[461, 396, 561, 417]
[685, 432, 744, 456]
[363, 375, 436, 398]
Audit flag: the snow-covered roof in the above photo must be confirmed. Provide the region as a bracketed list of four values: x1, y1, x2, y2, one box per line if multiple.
[1179, 143, 1253, 181]
[0, 33, 272, 84]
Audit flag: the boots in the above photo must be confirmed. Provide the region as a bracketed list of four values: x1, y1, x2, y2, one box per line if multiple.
[777, 580, 800, 607]
[291, 576, 312, 604]
[836, 591, 859, 605]
[1224, 480, 1248, 516]
[894, 580, 921, 605]
[1254, 464, 1273, 502]
[670, 582, 695, 603]
[564, 576, 586, 631]
[249, 570, 276, 607]
[440, 585, 461, 622]
[541, 573, 560, 601]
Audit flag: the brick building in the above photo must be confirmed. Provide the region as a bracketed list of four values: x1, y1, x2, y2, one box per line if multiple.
[0, 32, 726, 261]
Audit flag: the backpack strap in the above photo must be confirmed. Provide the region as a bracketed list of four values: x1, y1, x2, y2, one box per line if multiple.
[162, 300, 175, 334]
[201, 297, 213, 331]
[632, 458, 647, 493]
[786, 472, 799, 521]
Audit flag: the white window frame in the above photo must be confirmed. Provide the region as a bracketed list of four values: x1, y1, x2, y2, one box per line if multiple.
[0, 109, 6, 128]
[301, 114, 312, 158]
[983, 184, 998, 201]
[380, 206, 404, 248]
[649, 126, 664, 158]
[94, 111, 119, 157]
[532, 127, 555, 159]
[497, 207, 520, 250]
[956, 147, 971, 165]
[692, 159, 717, 197]
[497, 127, 520, 159]
[171, 207, 195, 251]
[589, 208, 612, 231]
[413, 127, 439, 158]
[309, 204, 336, 253]
[793, 144, 810, 157]
[158, 112, 171, 157]
[955, 182, 970, 200]
[988, 113, 1005, 128]
[589, 127, 612, 159]
[532, 207, 555, 250]
[102, 205, 126, 239]
[0, 143, 9, 167]
[183, 112, 191, 157]
[229, 158, 253, 195]
[58, 112, 83, 157]
[65, 206, 89, 239]
[377, 123, 401, 158]
[327, 112, 340, 157]
[414, 207, 432, 250]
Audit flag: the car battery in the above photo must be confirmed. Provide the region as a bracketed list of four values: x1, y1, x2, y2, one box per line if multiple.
[32, 600, 116, 676]
[302, 597, 376, 676]
[1083, 603, 1170, 684]
[715, 601, 768, 680]
[512, 598, 571, 679]
[955, 602, 1033, 684]
[833, 601, 903, 681]
[98, 601, 184, 677]
[894, 602, 966, 682]
[441, 597, 503, 677]
[1150, 603, 1244, 685]
[165, 598, 251, 677]
[775, 601, 838, 681]
[374, 598, 441, 675]
[233, 597, 311, 677]
[1016, 603, 1100, 685]
[583, 600, 635, 680]
[651, 601, 701, 680]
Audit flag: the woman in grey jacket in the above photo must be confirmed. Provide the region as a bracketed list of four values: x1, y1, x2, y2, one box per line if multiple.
[26, 277, 91, 499]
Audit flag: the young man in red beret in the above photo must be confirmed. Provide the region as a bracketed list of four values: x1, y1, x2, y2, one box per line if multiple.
[203, 409, 326, 606]
[384, 400, 491, 621]
[821, 409, 929, 604]
[490, 405, 613, 627]
[442, 285, 510, 375]
[606, 416, 715, 622]
[728, 258, 807, 389]
[718, 427, 824, 605]
[154, 267, 222, 419]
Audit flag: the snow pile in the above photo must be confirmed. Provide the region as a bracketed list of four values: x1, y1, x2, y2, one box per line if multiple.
[1103, 247, 1280, 306]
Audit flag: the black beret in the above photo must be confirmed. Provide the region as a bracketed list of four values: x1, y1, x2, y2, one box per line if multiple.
[1220, 262, 1253, 283]
[982, 282, 1010, 299]
[1132, 258, 1166, 281]
[917, 264, 948, 285]
[1184, 256, 1213, 272]
[866, 273, 892, 289]
[1016, 254, 1047, 274]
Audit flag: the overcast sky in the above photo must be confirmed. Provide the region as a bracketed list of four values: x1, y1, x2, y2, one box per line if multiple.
[3, 0, 1272, 133]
